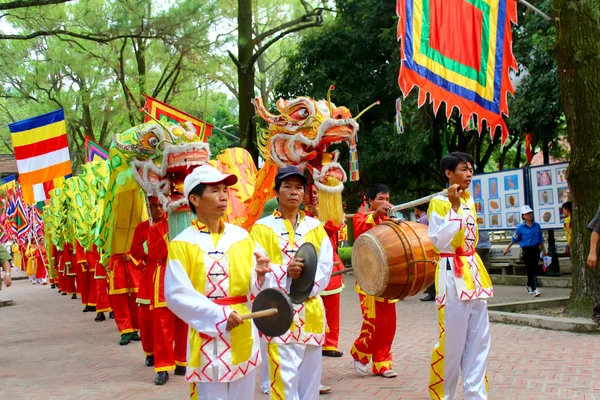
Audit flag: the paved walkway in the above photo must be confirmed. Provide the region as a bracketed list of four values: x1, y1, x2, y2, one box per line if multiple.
[0, 273, 597, 400]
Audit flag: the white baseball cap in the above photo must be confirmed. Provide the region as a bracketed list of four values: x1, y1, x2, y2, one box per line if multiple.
[520, 205, 533, 215]
[183, 165, 238, 199]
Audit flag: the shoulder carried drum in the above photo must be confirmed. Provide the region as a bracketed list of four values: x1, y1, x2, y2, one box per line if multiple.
[352, 221, 437, 299]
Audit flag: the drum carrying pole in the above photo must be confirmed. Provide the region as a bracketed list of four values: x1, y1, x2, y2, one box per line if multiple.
[346, 190, 446, 219]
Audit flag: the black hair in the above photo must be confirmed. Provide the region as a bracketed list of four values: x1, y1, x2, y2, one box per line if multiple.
[188, 183, 207, 215]
[274, 177, 306, 193]
[366, 184, 390, 202]
[415, 203, 429, 212]
[562, 201, 572, 213]
[440, 152, 475, 183]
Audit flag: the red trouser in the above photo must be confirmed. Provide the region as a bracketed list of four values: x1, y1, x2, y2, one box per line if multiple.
[153, 307, 188, 372]
[75, 264, 97, 307]
[322, 293, 341, 351]
[57, 272, 64, 292]
[350, 293, 397, 374]
[63, 274, 77, 295]
[139, 304, 154, 356]
[95, 277, 112, 313]
[111, 293, 139, 334]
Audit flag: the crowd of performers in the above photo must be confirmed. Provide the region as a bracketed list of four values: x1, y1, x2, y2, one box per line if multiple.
[25, 151, 491, 400]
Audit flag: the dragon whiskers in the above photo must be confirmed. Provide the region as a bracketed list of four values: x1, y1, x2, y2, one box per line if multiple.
[354, 101, 381, 120]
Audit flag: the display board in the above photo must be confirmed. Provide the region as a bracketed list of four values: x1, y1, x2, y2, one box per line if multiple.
[469, 169, 526, 231]
[529, 162, 569, 229]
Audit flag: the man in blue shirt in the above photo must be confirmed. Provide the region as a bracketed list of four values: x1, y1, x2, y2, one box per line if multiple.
[504, 205, 547, 296]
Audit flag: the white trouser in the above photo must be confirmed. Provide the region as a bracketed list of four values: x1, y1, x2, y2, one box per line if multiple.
[268, 342, 322, 400]
[192, 368, 256, 400]
[430, 270, 490, 400]
[259, 339, 270, 391]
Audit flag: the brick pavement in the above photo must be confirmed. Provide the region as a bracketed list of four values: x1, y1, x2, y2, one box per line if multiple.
[0, 275, 597, 400]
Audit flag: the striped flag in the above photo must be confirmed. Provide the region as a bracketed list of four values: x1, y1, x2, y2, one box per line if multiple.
[9, 109, 72, 204]
[84, 136, 109, 162]
[143, 94, 213, 142]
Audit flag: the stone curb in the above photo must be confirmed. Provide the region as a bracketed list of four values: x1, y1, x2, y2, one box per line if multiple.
[490, 274, 572, 288]
[0, 298, 14, 307]
[488, 297, 600, 333]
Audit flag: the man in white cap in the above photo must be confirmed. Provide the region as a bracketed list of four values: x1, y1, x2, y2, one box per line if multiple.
[164, 164, 271, 400]
[504, 205, 546, 296]
[251, 165, 333, 400]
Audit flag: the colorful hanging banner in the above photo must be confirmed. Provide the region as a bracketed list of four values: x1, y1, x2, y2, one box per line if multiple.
[396, 0, 518, 144]
[84, 136, 109, 162]
[349, 136, 360, 181]
[395, 98, 404, 134]
[8, 109, 73, 204]
[142, 94, 213, 142]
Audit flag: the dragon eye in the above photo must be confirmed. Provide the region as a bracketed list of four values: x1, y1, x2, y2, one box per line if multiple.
[290, 107, 309, 120]
[148, 136, 159, 147]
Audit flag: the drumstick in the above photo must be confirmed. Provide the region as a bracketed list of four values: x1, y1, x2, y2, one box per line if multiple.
[331, 267, 353, 277]
[241, 308, 278, 320]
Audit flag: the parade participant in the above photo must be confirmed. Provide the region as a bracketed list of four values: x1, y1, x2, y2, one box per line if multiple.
[504, 205, 546, 297]
[150, 215, 188, 385]
[11, 242, 21, 273]
[251, 165, 334, 400]
[88, 245, 112, 322]
[62, 243, 78, 299]
[165, 164, 270, 399]
[428, 152, 493, 400]
[110, 224, 144, 345]
[74, 242, 96, 311]
[33, 237, 48, 285]
[350, 183, 398, 378]
[303, 184, 345, 359]
[129, 199, 155, 365]
[25, 240, 36, 284]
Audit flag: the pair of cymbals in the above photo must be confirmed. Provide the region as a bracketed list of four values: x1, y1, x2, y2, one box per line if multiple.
[242, 243, 318, 336]
[289, 242, 319, 304]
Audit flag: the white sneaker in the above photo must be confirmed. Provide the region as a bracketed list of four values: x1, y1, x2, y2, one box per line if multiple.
[261, 386, 269, 394]
[319, 384, 332, 394]
[381, 370, 398, 378]
[526, 286, 533, 294]
[533, 289, 541, 297]
[353, 359, 369, 376]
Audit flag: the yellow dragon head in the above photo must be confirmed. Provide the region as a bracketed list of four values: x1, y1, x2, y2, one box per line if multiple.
[253, 91, 365, 224]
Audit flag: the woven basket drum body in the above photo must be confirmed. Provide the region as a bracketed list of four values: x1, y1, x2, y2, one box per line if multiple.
[351, 221, 436, 299]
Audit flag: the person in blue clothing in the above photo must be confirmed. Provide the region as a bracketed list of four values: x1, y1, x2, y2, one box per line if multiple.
[503, 205, 547, 296]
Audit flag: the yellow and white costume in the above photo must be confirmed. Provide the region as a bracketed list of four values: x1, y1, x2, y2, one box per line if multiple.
[165, 220, 261, 400]
[427, 192, 493, 400]
[251, 210, 333, 400]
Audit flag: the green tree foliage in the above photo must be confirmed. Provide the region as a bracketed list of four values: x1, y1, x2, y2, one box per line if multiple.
[275, 0, 566, 211]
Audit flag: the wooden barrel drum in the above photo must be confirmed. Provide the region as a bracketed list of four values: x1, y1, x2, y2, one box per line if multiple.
[351, 221, 437, 299]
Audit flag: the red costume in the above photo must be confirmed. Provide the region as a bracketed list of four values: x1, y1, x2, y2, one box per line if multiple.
[88, 245, 111, 313]
[350, 212, 397, 375]
[150, 219, 187, 372]
[321, 220, 345, 353]
[33, 244, 48, 282]
[130, 218, 153, 357]
[74, 242, 97, 308]
[109, 221, 146, 335]
[61, 244, 77, 296]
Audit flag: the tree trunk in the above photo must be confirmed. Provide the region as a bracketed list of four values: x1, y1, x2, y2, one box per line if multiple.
[237, 0, 258, 163]
[553, 0, 600, 316]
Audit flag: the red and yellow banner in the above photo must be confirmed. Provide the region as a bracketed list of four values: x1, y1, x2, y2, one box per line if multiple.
[142, 95, 213, 142]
